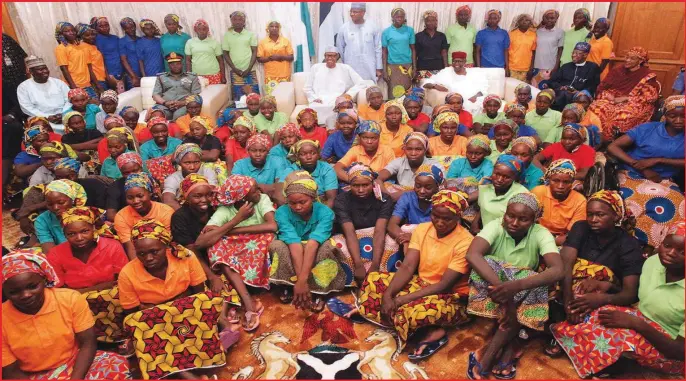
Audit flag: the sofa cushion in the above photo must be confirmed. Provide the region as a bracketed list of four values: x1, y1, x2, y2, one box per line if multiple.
[293, 72, 309, 106]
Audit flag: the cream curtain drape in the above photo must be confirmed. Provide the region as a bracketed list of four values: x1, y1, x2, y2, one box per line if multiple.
[7, 2, 609, 88]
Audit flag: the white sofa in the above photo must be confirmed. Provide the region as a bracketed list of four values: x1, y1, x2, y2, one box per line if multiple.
[117, 76, 230, 122]
[422, 68, 540, 109]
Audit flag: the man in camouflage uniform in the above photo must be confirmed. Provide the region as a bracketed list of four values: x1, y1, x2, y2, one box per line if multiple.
[152, 52, 201, 121]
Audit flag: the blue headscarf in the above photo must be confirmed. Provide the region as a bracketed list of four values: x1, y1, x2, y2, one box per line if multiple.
[54, 157, 82, 173]
[495, 154, 524, 176]
[217, 107, 239, 127]
[124, 172, 153, 193]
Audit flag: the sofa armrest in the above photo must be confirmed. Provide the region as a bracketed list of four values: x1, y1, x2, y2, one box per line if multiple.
[273, 81, 296, 119]
[425, 88, 449, 107]
[117, 88, 143, 112]
[504, 77, 540, 103]
[199, 84, 229, 121]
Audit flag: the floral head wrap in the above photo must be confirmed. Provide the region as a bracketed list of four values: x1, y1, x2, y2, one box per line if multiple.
[494, 154, 524, 176]
[467, 134, 492, 154]
[407, 86, 425, 100]
[39, 141, 78, 159]
[334, 94, 354, 111]
[505, 103, 527, 116]
[147, 116, 169, 130]
[120, 17, 136, 29]
[26, 116, 51, 129]
[246, 93, 261, 103]
[538, 88, 555, 101]
[431, 189, 469, 216]
[666, 221, 686, 239]
[404, 95, 422, 108]
[100, 90, 118, 104]
[146, 105, 168, 121]
[173, 143, 202, 164]
[542, 9, 560, 21]
[366, 86, 383, 99]
[391, 7, 406, 18]
[119, 105, 138, 118]
[53, 157, 81, 173]
[514, 83, 531, 95]
[434, 112, 460, 132]
[62, 111, 83, 132]
[214, 174, 255, 206]
[233, 116, 256, 133]
[403, 131, 429, 150]
[544, 159, 576, 184]
[116, 152, 143, 170]
[563, 103, 586, 121]
[415, 163, 445, 185]
[507, 193, 542, 219]
[484, 9, 502, 27]
[75, 23, 93, 39]
[297, 108, 319, 126]
[59, 206, 116, 240]
[573, 8, 592, 28]
[663, 95, 685, 113]
[104, 115, 126, 129]
[45, 179, 87, 206]
[193, 19, 210, 35]
[278, 123, 301, 139]
[124, 172, 153, 193]
[626, 46, 648, 64]
[338, 109, 359, 122]
[456, 5, 471, 16]
[562, 123, 588, 141]
[164, 14, 182, 31]
[356, 120, 381, 136]
[190, 115, 214, 135]
[573, 90, 592, 102]
[589, 190, 628, 226]
[139, 19, 161, 36]
[23, 125, 48, 156]
[384, 100, 409, 124]
[283, 170, 318, 199]
[2, 250, 59, 286]
[482, 94, 502, 108]
[431, 104, 453, 120]
[260, 95, 278, 108]
[444, 92, 463, 104]
[217, 107, 241, 127]
[54, 22, 75, 45]
[511, 136, 537, 154]
[346, 162, 384, 201]
[105, 127, 134, 146]
[180, 174, 212, 202]
[245, 134, 272, 151]
[493, 119, 518, 134]
[423, 10, 438, 21]
[67, 88, 89, 101]
[510, 14, 535, 31]
[185, 94, 203, 106]
[131, 219, 171, 245]
[287, 139, 319, 165]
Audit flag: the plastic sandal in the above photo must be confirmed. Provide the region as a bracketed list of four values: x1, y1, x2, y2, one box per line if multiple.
[279, 288, 293, 304]
[544, 338, 564, 358]
[219, 325, 241, 350]
[408, 335, 448, 361]
[493, 360, 517, 380]
[467, 352, 489, 380]
[327, 297, 366, 323]
[243, 310, 260, 332]
[311, 296, 327, 313]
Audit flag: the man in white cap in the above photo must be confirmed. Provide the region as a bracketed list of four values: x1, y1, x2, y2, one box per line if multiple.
[16, 56, 71, 133]
[303, 46, 372, 122]
[336, 3, 382, 83]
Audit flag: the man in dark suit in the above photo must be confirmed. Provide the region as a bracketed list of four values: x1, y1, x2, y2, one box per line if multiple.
[542, 42, 600, 110]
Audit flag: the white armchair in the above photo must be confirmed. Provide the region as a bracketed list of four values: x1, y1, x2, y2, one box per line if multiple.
[272, 72, 371, 124]
[117, 76, 230, 122]
[422, 68, 540, 109]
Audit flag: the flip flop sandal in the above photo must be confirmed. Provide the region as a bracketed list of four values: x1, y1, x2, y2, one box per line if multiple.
[311, 296, 327, 313]
[117, 339, 136, 358]
[408, 335, 449, 362]
[544, 338, 565, 358]
[279, 288, 293, 304]
[219, 325, 241, 350]
[224, 307, 240, 324]
[327, 297, 366, 323]
[243, 310, 261, 332]
[493, 360, 517, 380]
[467, 352, 490, 380]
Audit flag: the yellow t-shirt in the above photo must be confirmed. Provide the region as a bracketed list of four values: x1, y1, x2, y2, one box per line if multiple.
[257, 36, 294, 80]
[338, 145, 396, 173]
[508, 29, 537, 72]
[428, 135, 468, 156]
[380, 122, 413, 158]
[55, 43, 93, 88]
[531, 185, 587, 236]
[588, 35, 614, 80]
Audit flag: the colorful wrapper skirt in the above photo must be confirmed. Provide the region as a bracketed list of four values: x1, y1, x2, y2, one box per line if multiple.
[416, 69, 440, 80]
[548, 258, 616, 302]
[329, 226, 404, 286]
[551, 305, 685, 378]
[509, 70, 529, 82]
[28, 350, 131, 380]
[200, 73, 222, 85]
[123, 292, 226, 380]
[467, 257, 549, 331]
[264, 76, 290, 95]
[200, 161, 229, 186]
[84, 287, 126, 343]
[356, 271, 469, 343]
[268, 239, 346, 295]
[230, 70, 260, 100]
[208, 233, 275, 289]
[387, 63, 414, 99]
[618, 170, 685, 248]
[444, 177, 479, 225]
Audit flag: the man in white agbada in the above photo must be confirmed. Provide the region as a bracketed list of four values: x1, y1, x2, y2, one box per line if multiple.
[303, 46, 372, 122]
[422, 51, 489, 114]
[16, 56, 71, 134]
[336, 3, 382, 82]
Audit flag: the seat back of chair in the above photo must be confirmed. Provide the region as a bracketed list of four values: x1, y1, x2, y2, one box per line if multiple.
[292, 72, 309, 105]
[138, 76, 209, 112]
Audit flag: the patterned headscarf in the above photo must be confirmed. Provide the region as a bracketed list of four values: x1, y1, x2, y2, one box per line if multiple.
[493, 119, 518, 134]
[431, 189, 469, 216]
[391, 7, 406, 19]
[415, 163, 445, 185]
[423, 10, 438, 21]
[260, 95, 278, 107]
[279, 122, 301, 139]
[119, 105, 138, 118]
[120, 17, 136, 29]
[124, 172, 153, 193]
[484, 9, 502, 27]
[53, 157, 81, 173]
[573, 8, 592, 28]
[334, 95, 354, 111]
[75, 23, 93, 38]
[185, 94, 203, 106]
[146, 105, 168, 121]
[297, 108, 319, 126]
[404, 95, 422, 108]
[384, 100, 409, 124]
[356, 120, 382, 136]
[573, 90, 593, 102]
[663, 95, 685, 113]
[67, 88, 89, 101]
[45, 179, 87, 207]
[146, 116, 169, 130]
[510, 14, 535, 31]
[589, 190, 628, 226]
[104, 116, 126, 130]
[283, 170, 318, 199]
[542, 9, 560, 22]
[434, 112, 460, 132]
[246, 93, 261, 103]
[217, 107, 240, 127]
[444, 92, 463, 104]
[366, 86, 383, 99]
[507, 193, 542, 219]
[626, 46, 648, 64]
[563, 103, 586, 121]
[407, 86, 425, 100]
[54, 22, 75, 45]
[180, 174, 212, 202]
[494, 154, 524, 176]
[190, 115, 214, 135]
[131, 219, 171, 245]
[510, 136, 537, 154]
[544, 159, 577, 184]
[233, 116, 256, 134]
[164, 14, 183, 31]
[26, 116, 51, 129]
[194, 19, 210, 35]
[482, 94, 502, 108]
[62, 111, 83, 132]
[173, 143, 202, 164]
[562, 123, 588, 142]
[338, 109, 359, 122]
[105, 127, 134, 145]
[89, 16, 108, 30]
[403, 131, 429, 150]
[505, 103, 527, 116]
[347, 162, 384, 201]
[99, 90, 118, 104]
[139, 19, 161, 36]
[245, 134, 272, 151]
[2, 250, 59, 286]
[59, 206, 116, 240]
[538, 89, 555, 101]
[431, 104, 453, 121]
[288, 139, 319, 165]
[666, 221, 686, 239]
[39, 141, 78, 159]
[214, 174, 255, 206]
[116, 152, 143, 169]
[456, 5, 471, 16]
[467, 134, 492, 154]
[23, 125, 48, 156]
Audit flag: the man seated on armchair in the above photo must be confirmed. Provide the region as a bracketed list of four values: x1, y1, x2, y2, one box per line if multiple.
[422, 51, 490, 115]
[152, 52, 201, 121]
[540, 42, 600, 111]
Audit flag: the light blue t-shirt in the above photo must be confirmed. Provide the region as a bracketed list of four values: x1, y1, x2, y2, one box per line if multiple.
[275, 202, 334, 244]
[382, 25, 416, 64]
[34, 211, 66, 244]
[232, 156, 288, 184]
[446, 157, 494, 181]
[279, 161, 338, 195]
[140, 137, 183, 162]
